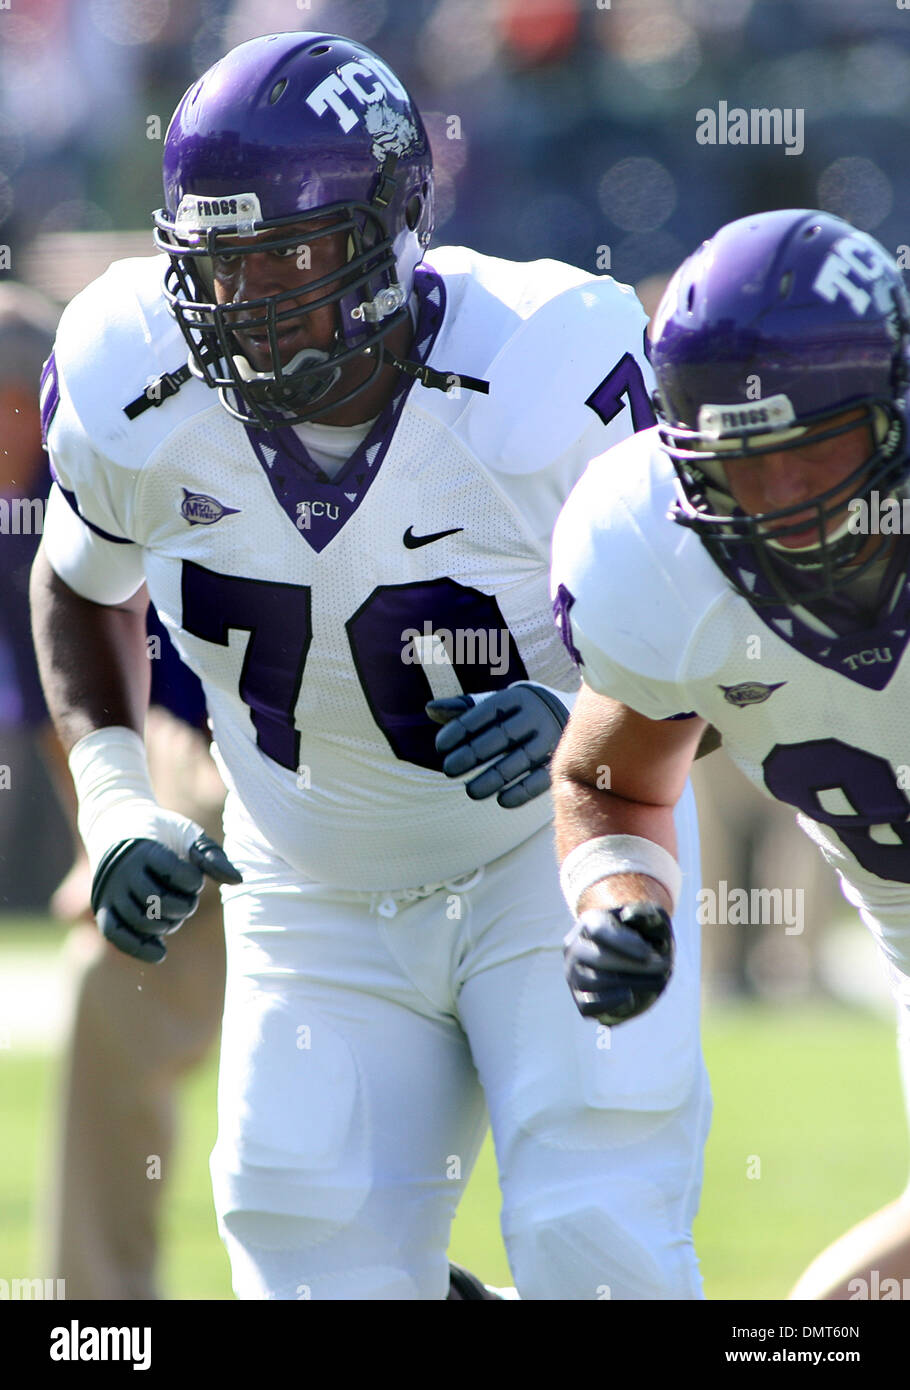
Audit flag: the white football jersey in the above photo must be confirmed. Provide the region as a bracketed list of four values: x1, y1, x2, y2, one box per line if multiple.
[552, 427, 910, 971]
[43, 246, 655, 889]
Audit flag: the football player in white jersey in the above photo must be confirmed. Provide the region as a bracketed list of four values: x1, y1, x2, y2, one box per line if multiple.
[29, 32, 709, 1299]
[551, 207, 910, 1299]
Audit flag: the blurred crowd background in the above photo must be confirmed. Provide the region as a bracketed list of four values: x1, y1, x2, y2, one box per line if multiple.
[5, 0, 910, 286]
[3, 0, 910, 1000]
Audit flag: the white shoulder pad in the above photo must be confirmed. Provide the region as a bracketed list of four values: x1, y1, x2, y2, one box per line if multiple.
[428, 245, 597, 320]
[458, 263, 651, 478]
[50, 255, 211, 472]
[551, 430, 727, 720]
[419, 246, 596, 414]
[420, 249, 654, 553]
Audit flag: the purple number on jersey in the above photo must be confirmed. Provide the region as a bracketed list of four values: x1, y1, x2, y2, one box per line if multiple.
[763, 738, 910, 882]
[181, 561, 312, 770]
[347, 577, 527, 769]
[181, 563, 527, 772]
[586, 352, 656, 433]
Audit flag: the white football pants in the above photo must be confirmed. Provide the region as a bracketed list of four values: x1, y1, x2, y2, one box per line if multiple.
[210, 786, 710, 1299]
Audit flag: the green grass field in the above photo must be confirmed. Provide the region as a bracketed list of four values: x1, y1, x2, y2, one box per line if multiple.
[1, 916, 906, 1299]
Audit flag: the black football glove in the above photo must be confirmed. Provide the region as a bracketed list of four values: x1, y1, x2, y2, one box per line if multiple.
[564, 903, 674, 1025]
[91, 834, 242, 964]
[426, 683, 568, 808]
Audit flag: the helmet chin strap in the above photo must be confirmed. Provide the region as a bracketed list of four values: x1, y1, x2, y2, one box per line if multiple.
[380, 344, 490, 396]
[766, 526, 866, 572]
[124, 316, 491, 422]
[765, 505, 862, 567]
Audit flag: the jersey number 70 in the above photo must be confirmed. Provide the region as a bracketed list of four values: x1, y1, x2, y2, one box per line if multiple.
[180, 561, 527, 774]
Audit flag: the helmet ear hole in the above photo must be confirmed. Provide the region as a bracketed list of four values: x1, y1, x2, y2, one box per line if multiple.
[405, 194, 422, 231]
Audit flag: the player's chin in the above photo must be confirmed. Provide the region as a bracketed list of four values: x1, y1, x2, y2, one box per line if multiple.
[770, 511, 852, 552]
[309, 351, 382, 409]
[766, 509, 832, 550]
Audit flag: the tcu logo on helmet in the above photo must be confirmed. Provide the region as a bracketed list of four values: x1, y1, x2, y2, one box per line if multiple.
[812, 233, 896, 317]
[306, 56, 410, 134]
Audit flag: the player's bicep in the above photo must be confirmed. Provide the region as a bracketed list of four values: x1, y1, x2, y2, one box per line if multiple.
[552, 680, 705, 809]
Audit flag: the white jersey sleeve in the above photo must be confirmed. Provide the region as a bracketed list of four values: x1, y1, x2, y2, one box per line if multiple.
[551, 430, 717, 720]
[41, 482, 145, 605]
[41, 359, 146, 604]
[40, 255, 201, 604]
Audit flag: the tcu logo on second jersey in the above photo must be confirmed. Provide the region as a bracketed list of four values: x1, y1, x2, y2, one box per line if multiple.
[841, 646, 893, 671]
[812, 233, 895, 317]
[306, 56, 409, 134]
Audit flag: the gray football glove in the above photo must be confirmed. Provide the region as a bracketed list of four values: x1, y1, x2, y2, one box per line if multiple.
[564, 903, 674, 1025]
[91, 834, 242, 964]
[426, 683, 568, 808]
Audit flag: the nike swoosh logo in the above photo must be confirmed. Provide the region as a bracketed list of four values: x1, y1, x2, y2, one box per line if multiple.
[403, 525, 464, 549]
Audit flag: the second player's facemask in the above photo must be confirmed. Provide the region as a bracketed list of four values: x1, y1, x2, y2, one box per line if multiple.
[650, 208, 910, 610]
[659, 397, 908, 608]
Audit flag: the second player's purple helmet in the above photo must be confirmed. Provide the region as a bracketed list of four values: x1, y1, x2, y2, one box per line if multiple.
[153, 32, 435, 427]
[650, 209, 910, 605]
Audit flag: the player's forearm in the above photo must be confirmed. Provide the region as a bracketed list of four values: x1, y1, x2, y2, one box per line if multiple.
[30, 545, 150, 752]
[552, 771, 678, 858]
[36, 721, 80, 835]
[551, 773, 678, 915]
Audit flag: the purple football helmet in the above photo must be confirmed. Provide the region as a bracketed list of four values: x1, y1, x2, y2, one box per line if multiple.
[650, 209, 910, 606]
[153, 32, 434, 427]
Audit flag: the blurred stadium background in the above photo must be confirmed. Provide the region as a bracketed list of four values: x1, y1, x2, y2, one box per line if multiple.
[2, 0, 909, 1299]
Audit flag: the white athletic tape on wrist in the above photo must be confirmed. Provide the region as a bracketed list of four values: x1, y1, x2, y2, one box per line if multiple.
[68, 725, 202, 873]
[559, 834, 681, 917]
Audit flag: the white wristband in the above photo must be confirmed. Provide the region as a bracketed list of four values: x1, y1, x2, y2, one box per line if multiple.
[68, 725, 201, 872]
[559, 834, 682, 917]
